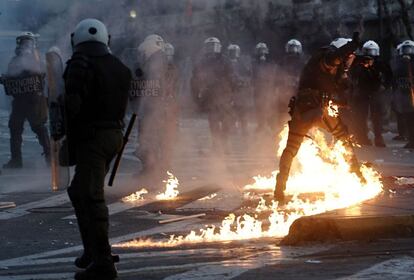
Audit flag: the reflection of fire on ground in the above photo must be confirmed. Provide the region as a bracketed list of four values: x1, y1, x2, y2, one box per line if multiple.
[116, 126, 383, 248]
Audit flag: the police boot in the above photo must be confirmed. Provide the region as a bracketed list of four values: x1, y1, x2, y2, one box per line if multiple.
[404, 142, 414, 149]
[374, 135, 386, 148]
[74, 259, 117, 280]
[3, 157, 22, 169]
[5, 136, 23, 168]
[75, 254, 120, 269]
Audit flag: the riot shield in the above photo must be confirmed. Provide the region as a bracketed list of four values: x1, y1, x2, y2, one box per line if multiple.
[46, 47, 70, 191]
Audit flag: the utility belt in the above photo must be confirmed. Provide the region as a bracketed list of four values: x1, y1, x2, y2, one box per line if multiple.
[289, 88, 331, 115]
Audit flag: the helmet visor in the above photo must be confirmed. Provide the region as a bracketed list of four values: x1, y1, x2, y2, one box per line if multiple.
[286, 45, 301, 54]
[364, 48, 379, 56]
[402, 45, 414, 55]
[228, 48, 240, 59]
[205, 42, 221, 54]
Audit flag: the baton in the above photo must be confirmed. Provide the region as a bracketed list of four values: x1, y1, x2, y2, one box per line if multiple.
[108, 113, 137, 186]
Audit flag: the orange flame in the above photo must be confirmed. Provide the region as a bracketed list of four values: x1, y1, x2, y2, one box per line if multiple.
[116, 126, 383, 248]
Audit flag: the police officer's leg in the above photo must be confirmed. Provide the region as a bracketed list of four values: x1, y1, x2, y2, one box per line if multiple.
[352, 95, 371, 145]
[5, 99, 25, 168]
[67, 173, 93, 267]
[370, 95, 386, 147]
[404, 112, 414, 148]
[322, 114, 366, 182]
[208, 111, 222, 151]
[71, 130, 122, 280]
[395, 112, 408, 140]
[274, 115, 312, 202]
[27, 96, 50, 162]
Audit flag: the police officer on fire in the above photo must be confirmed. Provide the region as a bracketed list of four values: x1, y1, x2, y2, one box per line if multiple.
[274, 32, 366, 203]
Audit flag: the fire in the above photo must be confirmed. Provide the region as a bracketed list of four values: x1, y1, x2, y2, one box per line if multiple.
[122, 188, 148, 203]
[155, 171, 180, 200]
[116, 126, 383, 248]
[327, 100, 339, 117]
[198, 193, 217, 201]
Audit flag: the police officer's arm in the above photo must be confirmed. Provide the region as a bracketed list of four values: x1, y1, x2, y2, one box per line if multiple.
[63, 54, 90, 120]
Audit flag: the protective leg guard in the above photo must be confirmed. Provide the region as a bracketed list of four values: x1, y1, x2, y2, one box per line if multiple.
[274, 129, 305, 203]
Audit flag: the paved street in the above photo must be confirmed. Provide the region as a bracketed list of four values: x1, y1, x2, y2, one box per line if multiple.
[1, 112, 414, 279]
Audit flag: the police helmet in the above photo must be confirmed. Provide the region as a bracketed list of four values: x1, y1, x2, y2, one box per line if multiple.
[397, 40, 414, 56]
[255, 42, 269, 55]
[285, 39, 302, 54]
[204, 37, 222, 54]
[330, 38, 352, 49]
[362, 40, 380, 57]
[227, 44, 241, 60]
[138, 34, 165, 61]
[71, 18, 109, 47]
[15, 32, 37, 55]
[164, 43, 175, 57]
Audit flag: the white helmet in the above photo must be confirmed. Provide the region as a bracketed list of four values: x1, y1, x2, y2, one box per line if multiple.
[71, 18, 109, 47]
[285, 39, 302, 54]
[362, 40, 380, 56]
[138, 34, 165, 61]
[164, 43, 175, 57]
[330, 38, 352, 49]
[204, 37, 222, 54]
[397, 40, 414, 56]
[227, 44, 241, 60]
[15, 31, 37, 55]
[255, 42, 269, 54]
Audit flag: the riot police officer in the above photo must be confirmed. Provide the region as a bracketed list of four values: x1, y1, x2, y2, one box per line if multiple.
[252, 42, 278, 133]
[274, 33, 365, 203]
[191, 37, 235, 152]
[350, 40, 393, 147]
[136, 35, 176, 180]
[1, 32, 50, 168]
[64, 19, 131, 280]
[393, 40, 414, 148]
[227, 44, 251, 135]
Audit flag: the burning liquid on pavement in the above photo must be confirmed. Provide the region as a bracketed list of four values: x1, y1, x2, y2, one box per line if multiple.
[156, 171, 180, 200]
[116, 126, 383, 248]
[122, 188, 148, 202]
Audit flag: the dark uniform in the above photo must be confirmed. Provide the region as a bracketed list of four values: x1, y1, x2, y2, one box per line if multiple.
[393, 55, 414, 148]
[278, 54, 306, 129]
[64, 42, 131, 276]
[229, 57, 251, 134]
[191, 53, 234, 151]
[350, 56, 393, 146]
[4, 47, 50, 168]
[274, 37, 364, 202]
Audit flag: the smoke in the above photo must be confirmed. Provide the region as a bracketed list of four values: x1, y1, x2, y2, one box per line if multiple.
[0, 0, 384, 195]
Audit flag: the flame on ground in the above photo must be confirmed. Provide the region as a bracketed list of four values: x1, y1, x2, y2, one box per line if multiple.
[122, 188, 148, 203]
[155, 171, 180, 200]
[116, 126, 383, 248]
[198, 193, 218, 201]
